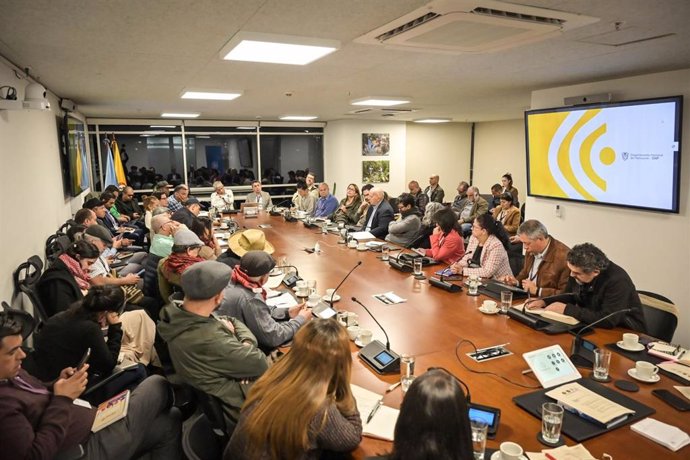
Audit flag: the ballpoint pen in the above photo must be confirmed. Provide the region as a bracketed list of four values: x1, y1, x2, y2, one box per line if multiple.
[386, 381, 401, 393]
[366, 400, 382, 424]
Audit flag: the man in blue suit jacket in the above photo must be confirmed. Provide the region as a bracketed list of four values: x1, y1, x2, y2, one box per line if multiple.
[313, 183, 339, 218]
[360, 188, 394, 239]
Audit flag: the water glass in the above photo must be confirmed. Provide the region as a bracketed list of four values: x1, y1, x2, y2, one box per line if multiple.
[541, 402, 564, 444]
[413, 258, 423, 276]
[500, 291, 513, 314]
[468, 275, 479, 295]
[400, 354, 416, 393]
[307, 279, 317, 295]
[471, 418, 489, 460]
[381, 246, 390, 261]
[593, 348, 612, 380]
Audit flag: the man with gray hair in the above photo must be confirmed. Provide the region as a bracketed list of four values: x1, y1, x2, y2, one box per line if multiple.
[525, 243, 646, 331]
[360, 187, 394, 239]
[211, 181, 234, 210]
[218, 251, 312, 353]
[503, 220, 570, 297]
[458, 186, 489, 236]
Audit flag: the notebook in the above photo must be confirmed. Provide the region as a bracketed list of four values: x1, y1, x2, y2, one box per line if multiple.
[91, 390, 130, 432]
[350, 384, 399, 441]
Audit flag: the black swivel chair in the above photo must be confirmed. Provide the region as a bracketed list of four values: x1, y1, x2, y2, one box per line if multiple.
[637, 291, 679, 342]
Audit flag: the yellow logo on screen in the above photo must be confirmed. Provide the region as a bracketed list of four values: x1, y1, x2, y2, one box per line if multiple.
[529, 109, 615, 201]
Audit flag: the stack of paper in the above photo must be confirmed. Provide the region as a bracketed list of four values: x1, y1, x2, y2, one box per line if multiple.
[545, 382, 635, 428]
[350, 384, 399, 441]
[266, 292, 299, 308]
[373, 292, 406, 305]
[631, 418, 690, 452]
[527, 444, 597, 460]
[513, 303, 579, 325]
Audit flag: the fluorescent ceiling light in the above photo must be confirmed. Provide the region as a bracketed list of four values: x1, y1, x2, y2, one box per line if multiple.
[181, 91, 242, 101]
[220, 32, 339, 65]
[195, 135, 211, 139]
[350, 97, 411, 107]
[150, 125, 176, 128]
[279, 115, 318, 121]
[161, 112, 200, 118]
[413, 118, 452, 123]
[237, 126, 257, 130]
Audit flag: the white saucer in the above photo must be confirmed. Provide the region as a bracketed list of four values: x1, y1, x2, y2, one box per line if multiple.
[354, 338, 371, 348]
[357, 247, 368, 252]
[479, 307, 499, 315]
[627, 368, 660, 383]
[322, 294, 341, 303]
[490, 452, 527, 460]
[617, 341, 645, 352]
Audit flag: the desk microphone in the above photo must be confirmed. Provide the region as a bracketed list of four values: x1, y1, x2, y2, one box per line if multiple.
[328, 261, 362, 307]
[276, 265, 301, 288]
[351, 297, 400, 374]
[570, 308, 632, 367]
[388, 250, 413, 273]
[429, 273, 462, 293]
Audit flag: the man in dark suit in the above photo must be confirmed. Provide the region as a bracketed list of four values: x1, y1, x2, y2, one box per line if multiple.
[360, 187, 394, 239]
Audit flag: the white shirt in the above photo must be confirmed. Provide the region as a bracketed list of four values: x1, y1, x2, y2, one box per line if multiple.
[211, 190, 235, 210]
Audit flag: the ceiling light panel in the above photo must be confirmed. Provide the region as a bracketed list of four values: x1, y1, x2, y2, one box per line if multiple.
[161, 112, 200, 118]
[181, 91, 242, 100]
[279, 115, 318, 121]
[351, 97, 411, 107]
[220, 32, 340, 65]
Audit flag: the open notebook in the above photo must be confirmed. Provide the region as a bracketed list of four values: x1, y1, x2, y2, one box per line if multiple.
[351, 384, 399, 441]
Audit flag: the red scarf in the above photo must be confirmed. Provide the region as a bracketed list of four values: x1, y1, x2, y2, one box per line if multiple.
[58, 253, 91, 290]
[231, 266, 266, 300]
[164, 252, 205, 275]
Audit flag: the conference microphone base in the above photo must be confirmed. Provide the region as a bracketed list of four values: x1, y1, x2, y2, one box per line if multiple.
[358, 340, 400, 374]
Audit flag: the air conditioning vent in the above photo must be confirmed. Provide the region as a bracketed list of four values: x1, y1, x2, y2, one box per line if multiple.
[376, 12, 441, 42]
[471, 7, 565, 27]
[355, 0, 598, 54]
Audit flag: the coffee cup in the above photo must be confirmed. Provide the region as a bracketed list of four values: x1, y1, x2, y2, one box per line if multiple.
[346, 326, 361, 341]
[325, 288, 336, 301]
[635, 361, 659, 380]
[297, 210, 306, 218]
[346, 312, 359, 326]
[481, 300, 498, 312]
[623, 333, 639, 348]
[357, 243, 366, 251]
[358, 329, 373, 345]
[295, 280, 309, 297]
[307, 294, 320, 307]
[499, 441, 524, 460]
[348, 240, 357, 249]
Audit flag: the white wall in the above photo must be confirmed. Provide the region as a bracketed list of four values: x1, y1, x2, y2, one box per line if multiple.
[0, 59, 88, 305]
[405, 122, 472, 195]
[324, 120, 406, 198]
[528, 68, 690, 346]
[473, 119, 525, 199]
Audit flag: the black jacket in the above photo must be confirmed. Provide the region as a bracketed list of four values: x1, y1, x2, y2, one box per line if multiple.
[545, 261, 646, 332]
[171, 207, 196, 228]
[361, 200, 395, 239]
[36, 258, 83, 317]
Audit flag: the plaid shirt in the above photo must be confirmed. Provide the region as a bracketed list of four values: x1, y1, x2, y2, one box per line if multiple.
[460, 235, 512, 279]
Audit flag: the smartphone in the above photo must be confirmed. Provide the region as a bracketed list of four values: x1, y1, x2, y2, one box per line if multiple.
[77, 348, 91, 370]
[652, 389, 690, 411]
[136, 268, 145, 276]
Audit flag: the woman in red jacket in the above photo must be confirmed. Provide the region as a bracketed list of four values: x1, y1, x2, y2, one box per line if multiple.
[421, 207, 465, 264]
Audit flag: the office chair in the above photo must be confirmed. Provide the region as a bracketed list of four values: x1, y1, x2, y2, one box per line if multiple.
[637, 291, 679, 342]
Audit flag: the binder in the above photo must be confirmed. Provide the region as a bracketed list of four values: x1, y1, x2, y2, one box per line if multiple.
[513, 378, 655, 442]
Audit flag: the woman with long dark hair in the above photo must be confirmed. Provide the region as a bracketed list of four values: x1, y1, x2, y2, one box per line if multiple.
[36, 239, 101, 317]
[420, 207, 465, 264]
[452, 213, 512, 279]
[190, 216, 223, 260]
[387, 369, 473, 460]
[225, 319, 362, 460]
[491, 192, 521, 237]
[334, 183, 363, 225]
[501, 172, 519, 206]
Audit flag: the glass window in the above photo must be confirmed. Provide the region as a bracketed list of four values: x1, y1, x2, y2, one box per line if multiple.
[185, 134, 258, 187]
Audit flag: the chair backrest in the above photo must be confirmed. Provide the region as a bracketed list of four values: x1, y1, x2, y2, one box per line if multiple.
[18, 283, 50, 327]
[181, 413, 226, 460]
[45, 234, 71, 265]
[12, 255, 44, 303]
[190, 387, 232, 440]
[638, 292, 679, 342]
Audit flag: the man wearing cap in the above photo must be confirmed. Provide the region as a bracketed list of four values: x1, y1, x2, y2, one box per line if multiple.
[312, 182, 339, 218]
[158, 261, 269, 426]
[158, 229, 205, 300]
[93, 193, 145, 246]
[211, 180, 235, 211]
[167, 184, 189, 212]
[218, 228, 274, 269]
[218, 251, 312, 353]
[245, 180, 273, 208]
[83, 225, 143, 287]
[153, 180, 170, 195]
[0, 309, 182, 459]
[171, 197, 201, 228]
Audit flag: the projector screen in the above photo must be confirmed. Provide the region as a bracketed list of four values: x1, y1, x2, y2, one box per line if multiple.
[525, 96, 682, 213]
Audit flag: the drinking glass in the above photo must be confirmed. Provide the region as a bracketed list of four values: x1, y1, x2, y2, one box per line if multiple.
[593, 348, 612, 380]
[541, 402, 564, 444]
[468, 275, 479, 295]
[307, 279, 317, 295]
[471, 418, 489, 460]
[500, 291, 513, 314]
[413, 258, 423, 276]
[400, 354, 416, 393]
[381, 246, 390, 261]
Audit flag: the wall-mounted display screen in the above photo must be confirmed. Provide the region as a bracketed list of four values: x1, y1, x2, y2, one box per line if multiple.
[525, 96, 682, 213]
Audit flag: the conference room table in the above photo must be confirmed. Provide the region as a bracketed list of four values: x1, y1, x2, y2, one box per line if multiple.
[217, 211, 689, 459]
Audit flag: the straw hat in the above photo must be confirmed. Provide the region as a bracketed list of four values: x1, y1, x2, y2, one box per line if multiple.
[228, 229, 275, 256]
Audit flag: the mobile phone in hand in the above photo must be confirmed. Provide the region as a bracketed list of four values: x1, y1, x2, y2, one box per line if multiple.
[77, 348, 91, 370]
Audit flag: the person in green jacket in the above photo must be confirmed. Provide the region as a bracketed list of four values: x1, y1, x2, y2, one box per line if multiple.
[158, 261, 268, 426]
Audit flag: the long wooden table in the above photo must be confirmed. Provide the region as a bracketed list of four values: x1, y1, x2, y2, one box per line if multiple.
[220, 213, 689, 459]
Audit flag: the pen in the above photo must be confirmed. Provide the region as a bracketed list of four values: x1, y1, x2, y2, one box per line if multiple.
[544, 453, 557, 460]
[386, 381, 401, 393]
[366, 400, 382, 424]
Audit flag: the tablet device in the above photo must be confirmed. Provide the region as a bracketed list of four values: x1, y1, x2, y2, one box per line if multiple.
[522, 344, 581, 388]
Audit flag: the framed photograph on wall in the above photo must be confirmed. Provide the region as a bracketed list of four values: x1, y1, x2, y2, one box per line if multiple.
[362, 160, 390, 183]
[362, 133, 390, 156]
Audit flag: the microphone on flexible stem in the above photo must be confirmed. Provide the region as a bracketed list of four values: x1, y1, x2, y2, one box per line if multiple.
[276, 265, 301, 288]
[328, 262, 362, 307]
[388, 249, 413, 273]
[570, 308, 632, 367]
[351, 297, 400, 374]
[275, 265, 299, 277]
[429, 272, 462, 293]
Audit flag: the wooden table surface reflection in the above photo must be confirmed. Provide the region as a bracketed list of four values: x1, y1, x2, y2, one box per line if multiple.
[220, 213, 689, 459]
